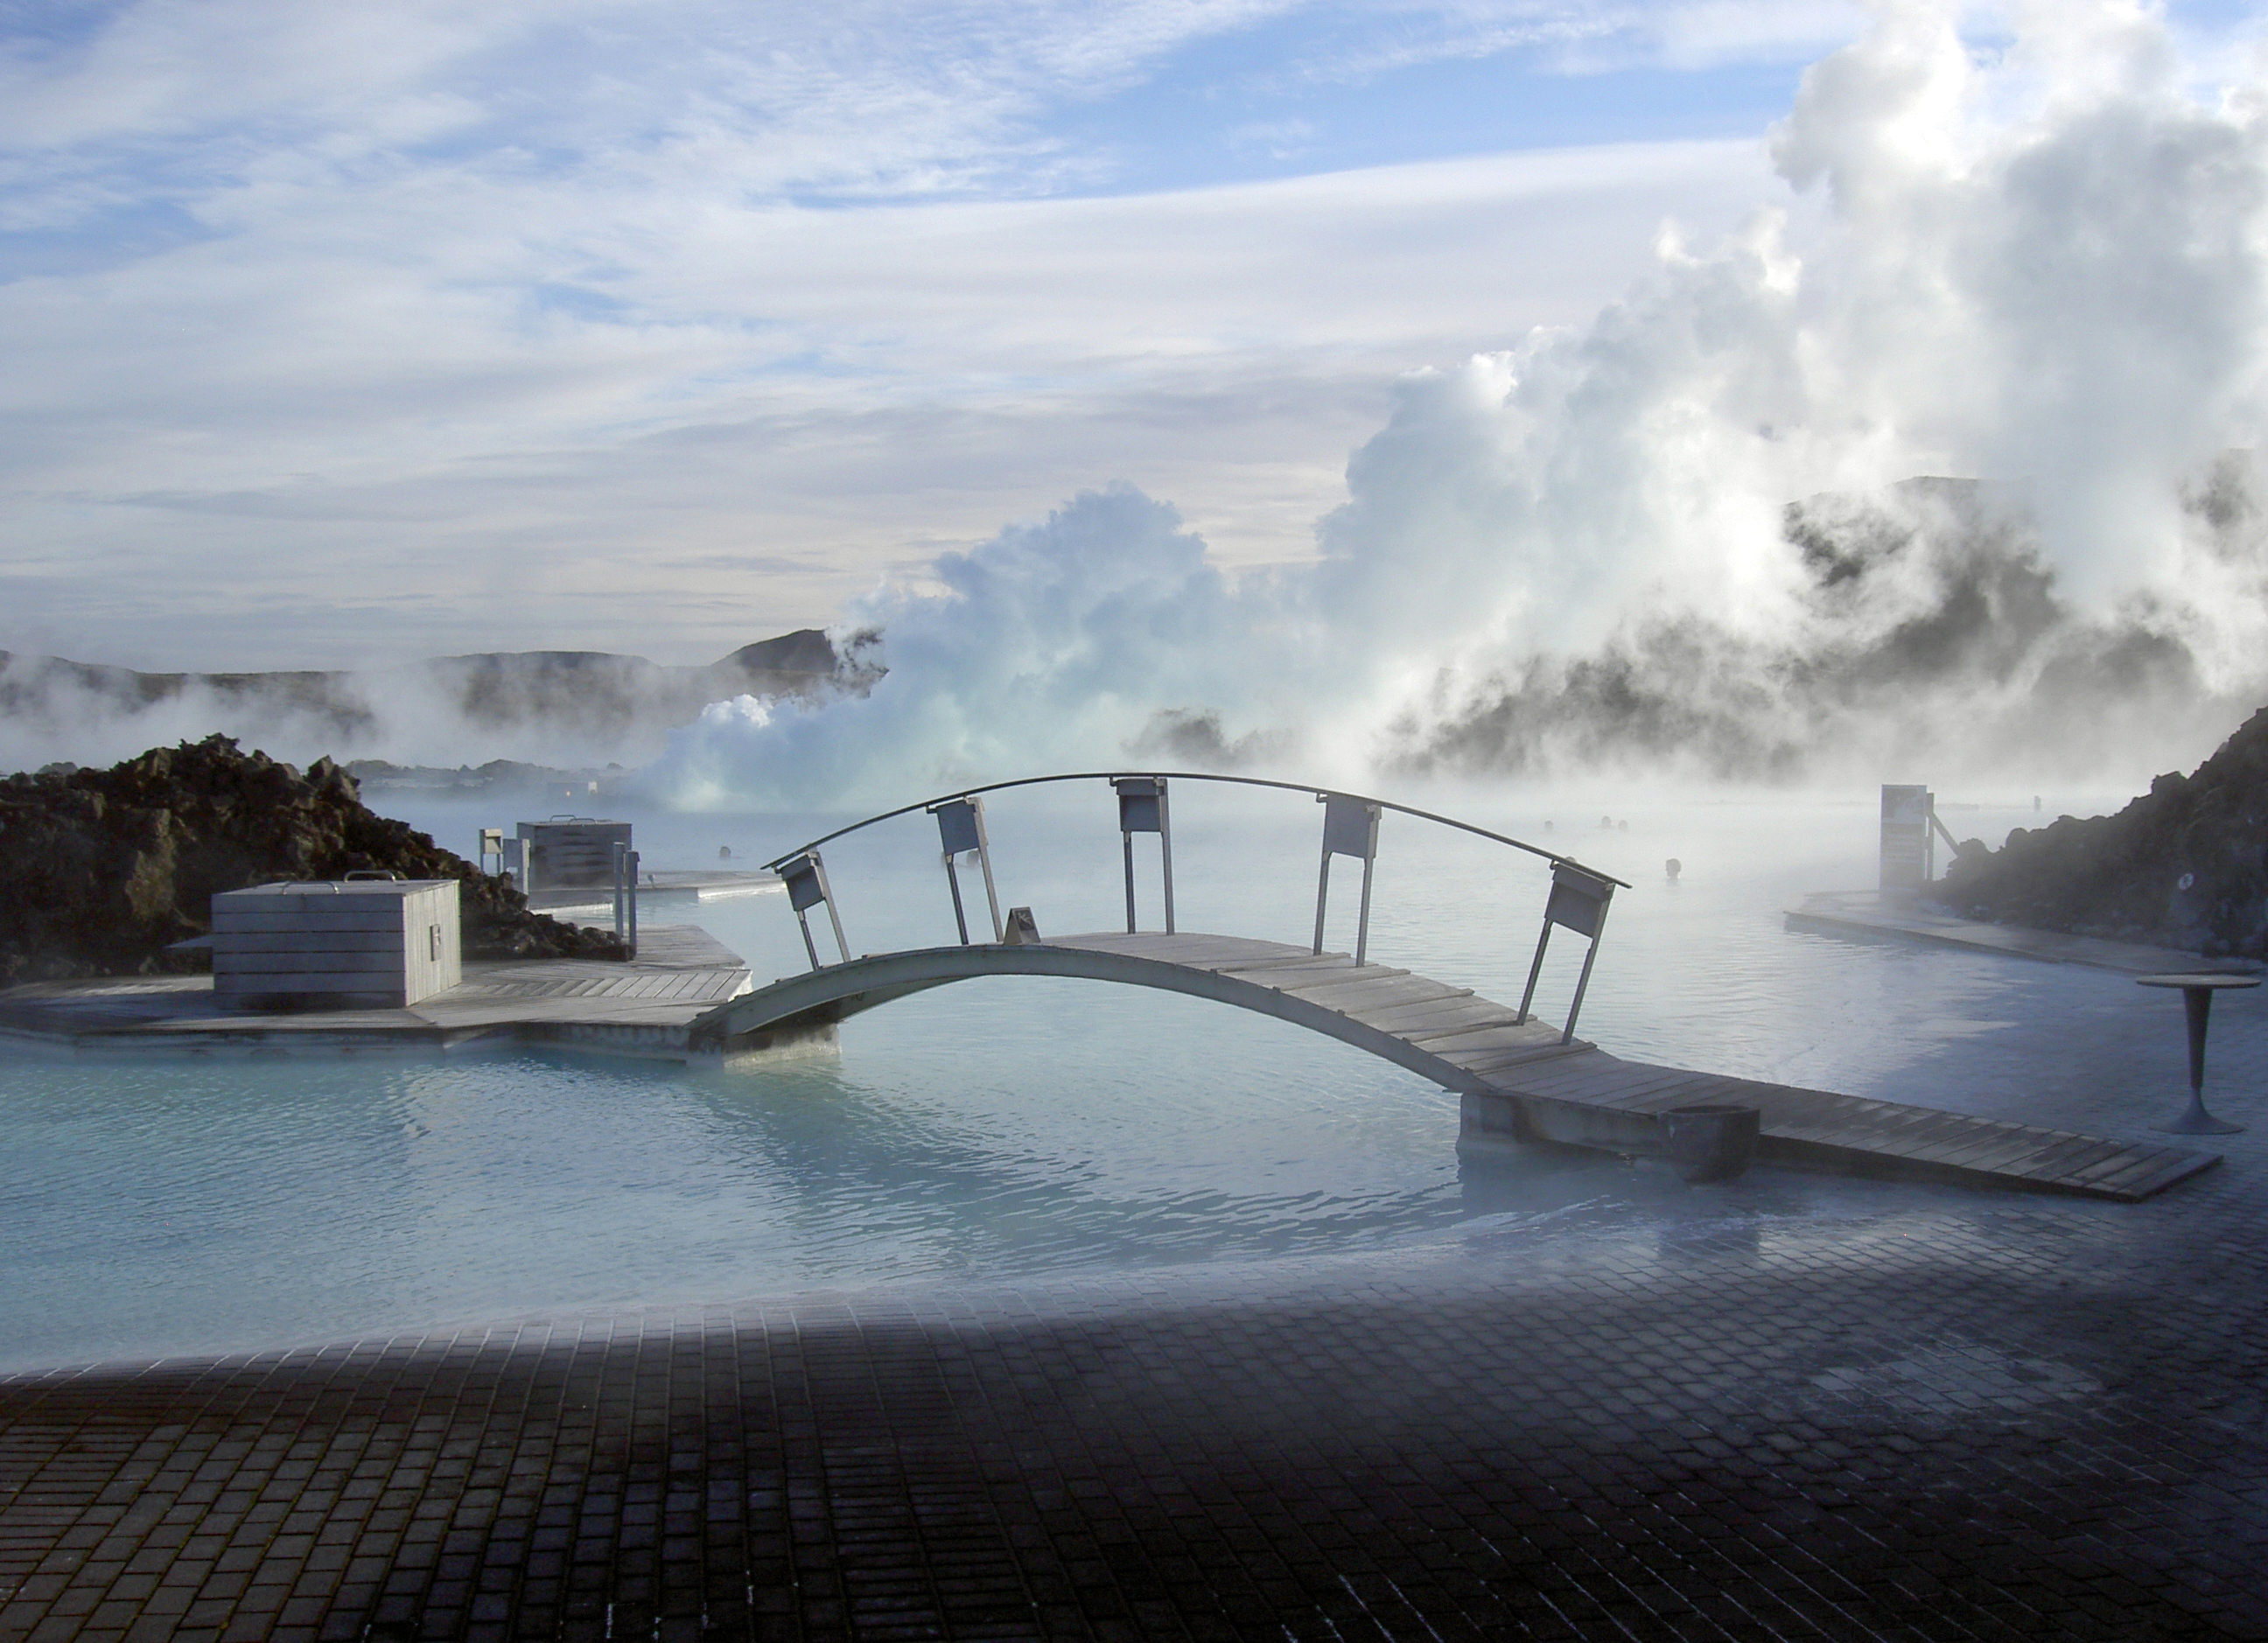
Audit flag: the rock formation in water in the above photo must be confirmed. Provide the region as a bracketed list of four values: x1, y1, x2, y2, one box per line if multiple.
[0, 735, 626, 983]
[1936, 705, 2268, 957]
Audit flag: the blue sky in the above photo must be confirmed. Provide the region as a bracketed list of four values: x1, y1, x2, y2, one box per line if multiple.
[0, 1, 2260, 672]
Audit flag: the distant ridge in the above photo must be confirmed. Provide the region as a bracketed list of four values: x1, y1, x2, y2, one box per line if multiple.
[0, 629, 857, 766]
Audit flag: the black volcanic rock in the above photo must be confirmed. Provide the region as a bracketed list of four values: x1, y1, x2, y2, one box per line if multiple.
[715, 627, 844, 680]
[0, 735, 626, 984]
[1937, 707, 2268, 958]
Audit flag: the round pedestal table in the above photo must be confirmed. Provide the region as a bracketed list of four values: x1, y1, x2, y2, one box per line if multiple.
[2135, 972, 2260, 1136]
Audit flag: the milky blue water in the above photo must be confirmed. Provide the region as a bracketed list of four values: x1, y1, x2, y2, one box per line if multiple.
[0, 780, 2218, 1372]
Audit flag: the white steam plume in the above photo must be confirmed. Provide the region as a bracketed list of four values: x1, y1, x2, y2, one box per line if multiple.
[648, 0, 2268, 807]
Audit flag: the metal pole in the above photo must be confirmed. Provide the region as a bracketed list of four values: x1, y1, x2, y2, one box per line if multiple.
[1516, 926, 1552, 1024]
[1561, 939, 1601, 1043]
[795, 910, 821, 971]
[626, 849, 640, 956]
[1123, 832, 1138, 933]
[1560, 900, 1611, 1043]
[1312, 844, 1333, 955]
[822, 877, 848, 964]
[1158, 781, 1175, 934]
[976, 845, 1004, 942]
[1354, 849, 1376, 968]
[612, 842, 626, 943]
[2187, 985, 2213, 1099]
[944, 854, 970, 945]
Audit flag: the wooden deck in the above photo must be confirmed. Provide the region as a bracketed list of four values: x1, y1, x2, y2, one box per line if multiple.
[1787, 889, 2264, 976]
[0, 926, 754, 1059]
[697, 930, 2218, 1201]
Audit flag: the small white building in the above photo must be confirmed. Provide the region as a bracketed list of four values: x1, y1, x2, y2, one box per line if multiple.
[212, 879, 462, 1010]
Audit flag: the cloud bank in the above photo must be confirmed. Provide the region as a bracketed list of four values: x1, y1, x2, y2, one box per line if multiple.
[648, 1, 2268, 807]
[0, 0, 1817, 670]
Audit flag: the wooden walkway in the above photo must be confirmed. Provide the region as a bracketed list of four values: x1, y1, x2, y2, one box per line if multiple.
[0, 926, 753, 1059]
[1787, 889, 2264, 976]
[696, 931, 2218, 1201]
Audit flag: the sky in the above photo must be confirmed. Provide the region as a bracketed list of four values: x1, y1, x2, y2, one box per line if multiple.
[0, 0, 1901, 671]
[9, 0, 2268, 808]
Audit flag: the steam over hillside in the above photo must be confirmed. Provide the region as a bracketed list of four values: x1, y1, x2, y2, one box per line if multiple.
[0, 631, 850, 775]
[1389, 472, 2250, 784]
[646, 5, 2268, 808]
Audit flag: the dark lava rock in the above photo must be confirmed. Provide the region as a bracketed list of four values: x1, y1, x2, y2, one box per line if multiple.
[1937, 706, 2268, 958]
[0, 734, 628, 984]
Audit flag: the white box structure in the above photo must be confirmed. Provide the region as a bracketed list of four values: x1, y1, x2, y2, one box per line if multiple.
[514, 819, 633, 891]
[211, 879, 462, 1010]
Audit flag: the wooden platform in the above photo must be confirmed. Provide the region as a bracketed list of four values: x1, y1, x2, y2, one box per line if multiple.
[0, 926, 755, 1060]
[697, 930, 2218, 1201]
[1787, 889, 2263, 976]
[528, 869, 782, 919]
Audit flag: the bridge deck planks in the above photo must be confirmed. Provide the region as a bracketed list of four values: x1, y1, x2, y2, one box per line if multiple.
[1361, 1000, 1521, 1037]
[1031, 932, 2214, 1202]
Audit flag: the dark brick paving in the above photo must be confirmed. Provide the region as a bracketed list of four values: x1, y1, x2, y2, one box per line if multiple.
[5, 1175, 2268, 1642]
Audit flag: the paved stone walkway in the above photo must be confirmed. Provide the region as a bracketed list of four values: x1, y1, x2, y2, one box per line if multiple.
[5, 1169, 2268, 1641]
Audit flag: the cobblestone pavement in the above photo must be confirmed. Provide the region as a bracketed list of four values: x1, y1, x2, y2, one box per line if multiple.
[4, 1162, 2268, 1642]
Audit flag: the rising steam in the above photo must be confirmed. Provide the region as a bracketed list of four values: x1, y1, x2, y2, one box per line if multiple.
[647, 1, 2268, 808]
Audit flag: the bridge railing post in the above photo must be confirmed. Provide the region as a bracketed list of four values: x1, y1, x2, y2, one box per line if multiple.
[626, 849, 640, 958]
[1313, 793, 1382, 965]
[1110, 776, 1175, 934]
[612, 842, 627, 944]
[928, 796, 1004, 944]
[1515, 863, 1616, 1044]
[780, 849, 850, 970]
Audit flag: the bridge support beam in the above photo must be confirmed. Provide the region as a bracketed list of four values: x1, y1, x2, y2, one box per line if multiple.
[1458, 1087, 1658, 1160]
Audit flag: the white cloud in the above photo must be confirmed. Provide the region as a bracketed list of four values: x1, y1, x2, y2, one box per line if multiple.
[0, 128, 1778, 667]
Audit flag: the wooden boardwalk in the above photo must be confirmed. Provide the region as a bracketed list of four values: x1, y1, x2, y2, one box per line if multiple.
[0, 926, 752, 1059]
[696, 930, 2218, 1201]
[1787, 889, 2264, 976]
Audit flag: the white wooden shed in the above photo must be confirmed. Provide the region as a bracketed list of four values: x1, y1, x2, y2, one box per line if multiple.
[211, 878, 461, 1010]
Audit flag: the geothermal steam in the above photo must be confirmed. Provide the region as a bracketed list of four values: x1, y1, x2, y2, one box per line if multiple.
[646, 2, 2268, 808]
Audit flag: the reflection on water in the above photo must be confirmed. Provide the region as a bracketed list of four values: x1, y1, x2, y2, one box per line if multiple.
[0, 792, 2190, 1370]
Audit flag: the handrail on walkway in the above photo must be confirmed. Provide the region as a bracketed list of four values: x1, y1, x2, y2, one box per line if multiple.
[766, 772, 1632, 1043]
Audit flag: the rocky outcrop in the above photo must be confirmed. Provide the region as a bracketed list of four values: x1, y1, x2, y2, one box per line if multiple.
[1937, 707, 2268, 958]
[0, 735, 626, 983]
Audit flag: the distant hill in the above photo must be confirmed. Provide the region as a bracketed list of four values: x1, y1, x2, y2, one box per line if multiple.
[0, 629, 859, 769]
[1938, 704, 2268, 958]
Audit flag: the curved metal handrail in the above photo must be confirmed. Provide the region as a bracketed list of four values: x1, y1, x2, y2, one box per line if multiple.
[762, 770, 1628, 886]
[761, 771, 1628, 1040]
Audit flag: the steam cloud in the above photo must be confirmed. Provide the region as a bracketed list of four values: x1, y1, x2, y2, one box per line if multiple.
[649, 1, 2268, 808]
[0, 636, 843, 776]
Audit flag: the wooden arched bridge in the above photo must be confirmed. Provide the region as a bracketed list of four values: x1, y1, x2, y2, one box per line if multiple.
[690, 773, 2217, 1201]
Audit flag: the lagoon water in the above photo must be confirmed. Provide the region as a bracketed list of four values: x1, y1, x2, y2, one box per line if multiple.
[0, 781, 2215, 1373]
